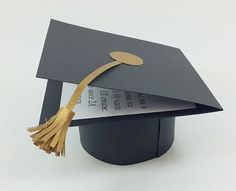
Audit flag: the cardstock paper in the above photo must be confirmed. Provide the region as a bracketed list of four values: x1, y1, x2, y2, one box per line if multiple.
[61, 83, 196, 120]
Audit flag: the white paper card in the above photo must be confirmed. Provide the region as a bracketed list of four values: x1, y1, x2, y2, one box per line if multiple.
[61, 83, 196, 120]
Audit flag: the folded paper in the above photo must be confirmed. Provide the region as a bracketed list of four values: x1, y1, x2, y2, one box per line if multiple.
[61, 84, 197, 120]
[29, 19, 222, 164]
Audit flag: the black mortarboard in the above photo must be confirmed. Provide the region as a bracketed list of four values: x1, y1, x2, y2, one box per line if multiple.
[28, 19, 222, 165]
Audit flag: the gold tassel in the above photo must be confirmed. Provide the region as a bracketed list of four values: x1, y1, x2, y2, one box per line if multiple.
[27, 51, 143, 156]
[28, 107, 74, 156]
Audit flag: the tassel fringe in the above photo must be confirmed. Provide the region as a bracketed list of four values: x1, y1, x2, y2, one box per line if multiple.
[28, 107, 74, 156]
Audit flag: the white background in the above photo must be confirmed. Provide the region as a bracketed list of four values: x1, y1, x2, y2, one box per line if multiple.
[0, 0, 235, 190]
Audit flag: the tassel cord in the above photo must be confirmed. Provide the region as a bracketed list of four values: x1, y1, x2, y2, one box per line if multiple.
[66, 60, 121, 111]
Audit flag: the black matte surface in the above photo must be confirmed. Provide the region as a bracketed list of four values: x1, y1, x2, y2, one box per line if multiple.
[157, 118, 175, 156]
[37, 19, 222, 113]
[39, 80, 62, 124]
[79, 117, 175, 165]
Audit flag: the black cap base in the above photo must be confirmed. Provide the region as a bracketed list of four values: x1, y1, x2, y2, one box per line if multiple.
[79, 117, 175, 165]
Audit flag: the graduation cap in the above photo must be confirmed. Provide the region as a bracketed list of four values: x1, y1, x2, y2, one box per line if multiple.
[28, 19, 222, 164]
